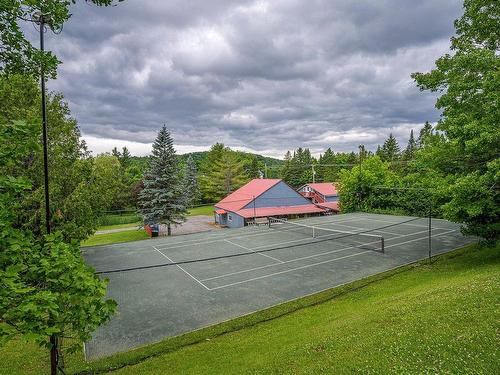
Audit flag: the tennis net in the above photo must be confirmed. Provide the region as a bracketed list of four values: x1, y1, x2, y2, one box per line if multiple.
[268, 217, 385, 253]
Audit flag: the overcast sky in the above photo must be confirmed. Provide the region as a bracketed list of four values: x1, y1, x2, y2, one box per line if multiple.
[33, 0, 461, 158]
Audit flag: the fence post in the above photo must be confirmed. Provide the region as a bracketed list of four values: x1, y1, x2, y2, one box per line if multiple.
[428, 203, 432, 264]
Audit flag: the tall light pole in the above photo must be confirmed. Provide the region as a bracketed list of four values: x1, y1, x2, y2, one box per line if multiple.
[358, 145, 363, 207]
[38, 13, 51, 237]
[35, 11, 59, 375]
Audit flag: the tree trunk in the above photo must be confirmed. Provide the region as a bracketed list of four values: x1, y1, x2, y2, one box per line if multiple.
[50, 334, 58, 375]
[167, 223, 171, 236]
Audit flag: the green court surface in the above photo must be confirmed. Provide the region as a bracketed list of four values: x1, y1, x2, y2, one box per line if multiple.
[82, 212, 474, 359]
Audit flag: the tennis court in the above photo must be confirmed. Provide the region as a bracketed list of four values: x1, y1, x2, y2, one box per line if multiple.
[82, 212, 474, 359]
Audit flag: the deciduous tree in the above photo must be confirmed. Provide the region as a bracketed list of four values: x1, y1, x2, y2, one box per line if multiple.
[412, 0, 499, 241]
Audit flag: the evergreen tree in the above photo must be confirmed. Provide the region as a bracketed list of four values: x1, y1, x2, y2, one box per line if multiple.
[288, 148, 305, 187]
[381, 133, 401, 162]
[404, 129, 418, 160]
[358, 144, 368, 159]
[204, 151, 249, 200]
[139, 126, 186, 235]
[280, 151, 293, 182]
[347, 151, 358, 165]
[199, 143, 228, 201]
[184, 155, 200, 207]
[120, 146, 132, 168]
[321, 147, 337, 182]
[245, 156, 261, 179]
[111, 147, 121, 159]
[417, 121, 434, 148]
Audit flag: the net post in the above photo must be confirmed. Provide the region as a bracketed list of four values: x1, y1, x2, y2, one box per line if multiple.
[381, 237, 384, 253]
[428, 203, 432, 264]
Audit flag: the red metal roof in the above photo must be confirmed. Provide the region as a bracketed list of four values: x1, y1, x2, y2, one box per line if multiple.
[215, 179, 282, 212]
[236, 204, 326, 219]
[305, 183, 338, 196]
[315, 201, 339, 211]
[215, 209, 226, 214]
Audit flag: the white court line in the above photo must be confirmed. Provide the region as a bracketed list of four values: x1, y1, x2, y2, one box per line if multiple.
[155, 226, 307, 251]
[154, 215, 370, 250]
[151, 246, 210, 290]
[207, 251, 373, 290]
[224, 239, 284, 264]
[206, 228, 458, 290]
[384, 229, 457, 249]
[201, 226, 441, 282]
[353, 217, 449, 230]
[156, 222, 366, 252]
[202, 244, 363, 282]
[314, 223, 401, 237]
[303, 216, 451, 231]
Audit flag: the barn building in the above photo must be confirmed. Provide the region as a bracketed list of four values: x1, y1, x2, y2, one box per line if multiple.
[297, 182, 340, 212]
[214, 179, 326, 228]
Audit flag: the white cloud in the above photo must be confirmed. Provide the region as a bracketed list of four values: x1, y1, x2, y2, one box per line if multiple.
[42, 0, 461, 157]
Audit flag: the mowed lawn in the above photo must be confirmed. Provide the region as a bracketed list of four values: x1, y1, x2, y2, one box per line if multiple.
[187, 205, 214, 216]
[1, 243, 498, 374]
[81, 230, 149, 247]
[81, 206, 215, 247]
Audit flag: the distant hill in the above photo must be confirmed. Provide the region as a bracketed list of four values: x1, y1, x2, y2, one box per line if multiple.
[178, 151, 284, 169]
[130, 151, 284, 175]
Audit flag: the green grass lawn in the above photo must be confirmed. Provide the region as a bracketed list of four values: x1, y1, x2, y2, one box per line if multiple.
[1, 243, 498, 375]
[99, 213, 141, 226]
[97, 222, 142, 231]
[187, 205, 214, 216]
[81, 230, 149, 247]
[82, 205, 214, 247]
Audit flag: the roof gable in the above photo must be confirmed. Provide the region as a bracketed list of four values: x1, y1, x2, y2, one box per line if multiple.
[304, 182, 338, 196]
[215, 179, 281, 212]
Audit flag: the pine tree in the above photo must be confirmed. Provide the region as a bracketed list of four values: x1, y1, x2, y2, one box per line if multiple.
[120, 146, 131, 168]
[404, 129, 418, 160]
[204, 151, 249, 200]
[111, 147, 121, 159]
[139, 126, 186, 235]
[245, 156, 261, 179]
[381, 133, 401, 162]
[280, 151, 293, 183]
[199, 143, 228, 201]
[319, 147, 337, 182]
[184, 155, 200, 207]
[289, 148, 305, 187]
[417, 121, 433, 148]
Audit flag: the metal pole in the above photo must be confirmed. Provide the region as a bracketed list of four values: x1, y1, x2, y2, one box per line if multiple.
[428, 202, 432, 264]
[358, 145, 363, 208]
[264, 163, 267, 178]
[39, 14, 58, 375]
[40, 15, 51, 236]
[312, 165, 315, 183]
[253, 196, 256, 224]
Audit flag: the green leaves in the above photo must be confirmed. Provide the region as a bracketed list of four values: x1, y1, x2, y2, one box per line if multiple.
[0, 0, 119, 77]
[0, 77, 116, 361]
[411, 0, 499, 241]
[443, 159, 500, 242]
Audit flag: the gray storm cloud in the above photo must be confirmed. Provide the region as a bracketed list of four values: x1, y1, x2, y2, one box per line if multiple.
[28, 0, 462, 157]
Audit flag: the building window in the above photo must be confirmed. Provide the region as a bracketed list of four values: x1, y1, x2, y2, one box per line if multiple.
[228, 214, 232, 222]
